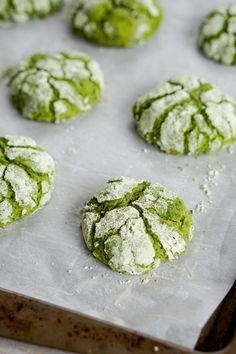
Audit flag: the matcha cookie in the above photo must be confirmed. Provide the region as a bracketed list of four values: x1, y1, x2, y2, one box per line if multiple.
[0, 0, 63, 23]
[133, 75, 236, 155]
[8, 52, 104, 123]
[81, 176, 193, 275]
[70, 0, 162, 47]
[198, 4, 236, 65]
[0, 135, 55, 228]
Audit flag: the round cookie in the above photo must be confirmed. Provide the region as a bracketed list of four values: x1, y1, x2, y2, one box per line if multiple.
[0, 135, 55, 228]
[0, 0, 63, 23]
[198, 4, 236, 65]
[8, 52, 104, 123]
[81, 176, 193, 275]
[70, 0, 162, 47]
[132, 75, 236, 155]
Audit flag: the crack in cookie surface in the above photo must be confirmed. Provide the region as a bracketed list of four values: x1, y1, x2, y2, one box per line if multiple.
[132, 75, 236, 154]
[0, 135, 55, 228]
[198, 4, 236, 65]
[8, 52, 104, 123]
[70, 0, 162, 47]
[81, 176, 193, 275]
[0, 0, 63, 23]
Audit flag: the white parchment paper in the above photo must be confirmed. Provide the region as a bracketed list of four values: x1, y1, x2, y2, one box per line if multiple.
[0, 0, 236, 352]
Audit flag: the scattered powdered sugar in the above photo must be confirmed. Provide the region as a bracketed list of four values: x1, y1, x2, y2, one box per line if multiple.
[194, 160, 230, 214]
[227, 145, 234, 154]
[231, 174, 236, 185]
[201, 168, 220, 199]
[66, 146, 78, 156]
[194, 201, 206, 214]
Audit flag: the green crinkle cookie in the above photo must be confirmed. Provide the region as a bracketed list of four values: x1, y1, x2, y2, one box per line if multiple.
[70, 0, 162, 47]
[81, 176, 193, 275]
[0, 135, 55, 228]
[0, 0, 63, 23]
[8, 52, 104, 123]
[132, 75, 236, 155]
[198, 4, 236, 65]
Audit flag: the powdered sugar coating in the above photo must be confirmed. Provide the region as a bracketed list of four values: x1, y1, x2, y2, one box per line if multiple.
[0, 0, 63, 23]
[81, 176, 193, 275]
[0, 135, 55, 227]
[199, 4, 236, 65]
[8, 52, 104, 123]
[133, 75, 236, 154]
[71, 0, 162, 47]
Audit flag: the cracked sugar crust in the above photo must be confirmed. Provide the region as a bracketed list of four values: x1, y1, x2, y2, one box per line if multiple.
[198, 4, 236, 65]
[8, 52, 104, 123]
[81, 176, 193, 275]
[0, 135, 55, 228]
[70, 0, 162, 47]
[0, 0, 63, 23]
[132, 75, 236, 155]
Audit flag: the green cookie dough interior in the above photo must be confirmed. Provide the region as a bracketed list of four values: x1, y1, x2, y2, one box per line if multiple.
[0, 0, 63, 23]
[71, 0, 162, 47]
[81, 176, 193, 275]
[133, 75, 236, 155]
[198, 4, 236, 66]
[0, 135, 55, 228]
[8, 52, 104, 123]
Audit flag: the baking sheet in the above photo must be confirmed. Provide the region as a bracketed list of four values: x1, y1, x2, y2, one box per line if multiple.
[0, 0, 236, 352]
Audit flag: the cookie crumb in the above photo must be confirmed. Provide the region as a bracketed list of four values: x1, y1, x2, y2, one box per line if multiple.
[67, 146, 78, 155]
[67, 125, 75, 132]
[201, 183, 211, 197]
[231, 174, 236, 185]
[185, 266, 193, 278]
[195, 201, 206, 214]
[227, 145, 234, 155]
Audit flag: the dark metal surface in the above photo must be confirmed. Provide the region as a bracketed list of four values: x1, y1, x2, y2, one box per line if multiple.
[195, 281, 236, 352]
[0, 287, 193, 354]
[0, 284, 235, 354]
